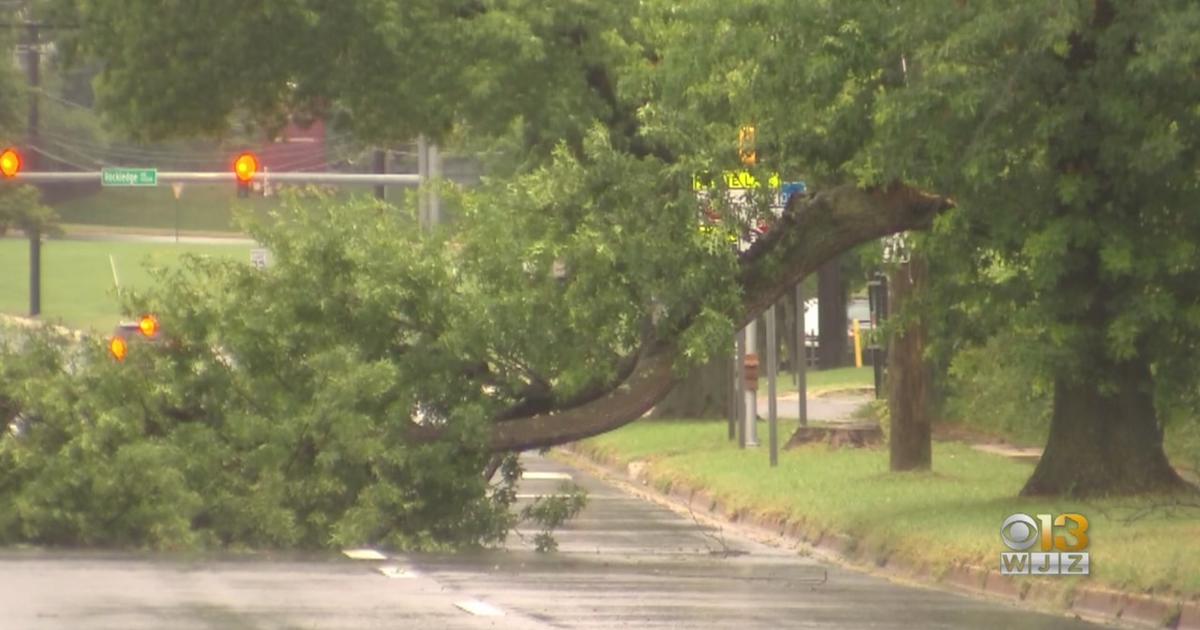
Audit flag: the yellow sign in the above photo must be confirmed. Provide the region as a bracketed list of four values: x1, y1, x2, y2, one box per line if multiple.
[693, 171, 782, 191]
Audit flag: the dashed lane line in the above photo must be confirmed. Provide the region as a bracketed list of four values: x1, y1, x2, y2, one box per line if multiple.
[521, 471, 573, 481]
[455, 599, 506, 617]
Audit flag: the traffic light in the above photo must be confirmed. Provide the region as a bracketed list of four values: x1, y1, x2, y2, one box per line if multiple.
[234, 152, 258, 198]
[108, 314, 161, 361]
[138, 314, 160, 338]
[108, 335, 129, 362]
[0, 147, 20, 178]
[738, 126, 757, 167]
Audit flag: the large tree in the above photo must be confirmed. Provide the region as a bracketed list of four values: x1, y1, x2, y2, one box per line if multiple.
[31, 0, 1200, 501]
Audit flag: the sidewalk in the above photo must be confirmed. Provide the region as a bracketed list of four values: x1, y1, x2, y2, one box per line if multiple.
[756, 390, 873, 424]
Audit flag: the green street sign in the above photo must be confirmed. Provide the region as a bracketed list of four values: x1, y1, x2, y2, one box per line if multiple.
[101, 168, 158, 187]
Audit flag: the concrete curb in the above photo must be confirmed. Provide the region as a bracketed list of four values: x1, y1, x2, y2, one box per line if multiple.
[558, 443, 1196, 630]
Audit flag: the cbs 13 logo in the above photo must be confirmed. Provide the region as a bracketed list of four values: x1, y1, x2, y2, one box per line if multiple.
[1000, 513, 1089, 576]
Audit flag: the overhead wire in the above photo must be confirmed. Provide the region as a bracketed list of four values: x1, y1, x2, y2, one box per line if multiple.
[30, 138, 110, 167]
[25, 143, 97, 171]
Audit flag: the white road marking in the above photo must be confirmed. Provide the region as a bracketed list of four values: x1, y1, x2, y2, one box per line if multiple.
[514, 493, 618, 500]
[521, 471, 573, 481]
[455, 599, 505, 617]
[376, 565, 418, 579]
[342, 549, 388, 560]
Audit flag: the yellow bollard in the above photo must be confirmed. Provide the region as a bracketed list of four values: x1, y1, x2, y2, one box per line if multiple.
[852, 320, 863, 368]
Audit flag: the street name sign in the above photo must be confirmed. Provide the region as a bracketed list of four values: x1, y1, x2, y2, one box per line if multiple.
[101, 168, 158, 187]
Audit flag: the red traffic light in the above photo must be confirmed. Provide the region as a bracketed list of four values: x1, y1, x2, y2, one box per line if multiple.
[234, 152, 259, 183]
[0, 147, 20, 178]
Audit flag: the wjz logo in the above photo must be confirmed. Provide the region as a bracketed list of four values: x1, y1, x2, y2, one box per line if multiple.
[999, 513, 1090, 576]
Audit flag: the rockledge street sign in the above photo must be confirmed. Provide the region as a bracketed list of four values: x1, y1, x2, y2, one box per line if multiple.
[101, 168, 158, 187]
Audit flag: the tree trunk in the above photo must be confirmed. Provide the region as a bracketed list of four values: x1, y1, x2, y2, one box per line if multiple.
[817, 259, 847, 369]
[1021, 357, 1190, 497]
[650, 353, 731, 419]
[887, 255, 932, 471]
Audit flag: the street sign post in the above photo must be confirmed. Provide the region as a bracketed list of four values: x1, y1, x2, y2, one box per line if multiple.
[250, 248, 271, 271]
[101, 168, 157, 187]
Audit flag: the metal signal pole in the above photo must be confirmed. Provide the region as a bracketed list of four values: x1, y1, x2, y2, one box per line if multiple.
[24, 21, 41, 317]
[373, 149, 387, 200]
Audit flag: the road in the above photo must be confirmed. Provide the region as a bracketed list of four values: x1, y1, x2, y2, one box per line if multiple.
[0, 454, 1110, 629]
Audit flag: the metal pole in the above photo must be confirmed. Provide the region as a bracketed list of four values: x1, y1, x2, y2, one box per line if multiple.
[767, 305, 778, 466]
[744, 318, 759, 447]
[796, 283, 808, 426]
[373, 149, 387, 201]
[25, 21, 41, 317]
[728, 337, 737, 441]
[877, 273, 889, 399]
[871, 277, 883, 400]
[429, 143, 441, 226]
[735, 329, 746, 448]
[417, 136, 429, 229]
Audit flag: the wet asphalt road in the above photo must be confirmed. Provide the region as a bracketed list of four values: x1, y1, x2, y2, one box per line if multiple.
[0, 454, 1110, 629]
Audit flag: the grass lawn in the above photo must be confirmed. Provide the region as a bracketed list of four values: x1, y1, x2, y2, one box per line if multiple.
[52, 184, 391, 233]
[577, 420, 1200, 600]
[0, 239, 251, 332]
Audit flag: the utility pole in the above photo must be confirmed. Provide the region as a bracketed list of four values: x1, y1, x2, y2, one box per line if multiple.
[24, 20, 41, 317]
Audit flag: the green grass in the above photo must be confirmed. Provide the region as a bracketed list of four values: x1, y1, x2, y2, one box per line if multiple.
[578, 420, 1200, 599]
[0, 239, 251, 332]
[52, 184, 390, 233]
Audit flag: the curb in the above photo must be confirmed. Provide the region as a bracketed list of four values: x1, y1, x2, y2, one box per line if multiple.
[558, 443, 1195, 630]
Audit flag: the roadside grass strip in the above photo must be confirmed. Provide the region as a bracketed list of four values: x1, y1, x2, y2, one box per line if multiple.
[577, 419, 1200, 600]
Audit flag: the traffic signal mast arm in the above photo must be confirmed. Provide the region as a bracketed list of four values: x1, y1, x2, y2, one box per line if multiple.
[11, 171, 423, 185]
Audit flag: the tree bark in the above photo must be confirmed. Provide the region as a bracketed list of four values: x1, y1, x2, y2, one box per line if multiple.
[887, 255, 932, 471]
[650, 353, 730, 419]
[1021, 357, 1189, 497]
[817, 259, 848, 369]
[407, 183, 954, 452]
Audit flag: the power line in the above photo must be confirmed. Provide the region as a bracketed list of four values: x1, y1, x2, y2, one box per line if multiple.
[28, 140, 105, 168]
[38, 127, 344, 162]
[25, 143, 96, 171]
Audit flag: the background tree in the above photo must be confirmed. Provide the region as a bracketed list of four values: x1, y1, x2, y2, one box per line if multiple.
[18, 0, 1193, 505]
[655, 0, 1199, 496]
